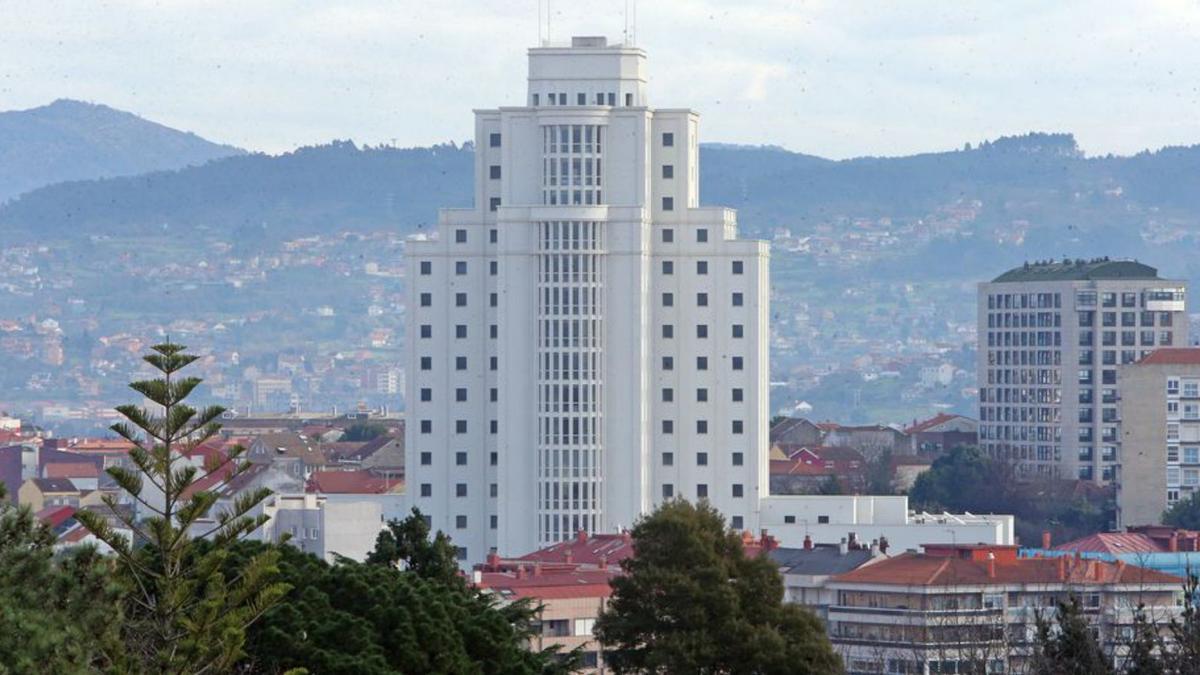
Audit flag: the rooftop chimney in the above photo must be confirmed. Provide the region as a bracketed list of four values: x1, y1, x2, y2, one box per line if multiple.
[986, 552, 996, 579]
[803, 534, 813, 551]
[839, 537, 849, 556]
[516, 565, 526, 579]
[870, 539, 880, 557]
[577, 529, 588, 544]
[1042, 531, 1052, 549]
[879, 536, 890, 555]
[1170, 532, 1180, 552]
[599, 555, 608, 571]
[564, 548, 574, 564]
[1057, 556, 1066, 581]
[472, 569, 483, 585]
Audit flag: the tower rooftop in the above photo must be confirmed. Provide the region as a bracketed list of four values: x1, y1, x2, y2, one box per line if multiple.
[992, 258, 1161, 283]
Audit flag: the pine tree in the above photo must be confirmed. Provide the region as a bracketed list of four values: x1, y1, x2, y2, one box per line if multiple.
[75, 341, 289, 673]
[1030, 595, 1112, 675]
[366, 507, 462, 586]
[1166, 571, 1200, 672]
[1124, 605, 1165, 675]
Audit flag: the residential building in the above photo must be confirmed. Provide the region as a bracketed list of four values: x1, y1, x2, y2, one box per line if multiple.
[769, 445, 867, 495]
[306, 468, 407, 524]
[978, 258, 1188, 482]
[758, 495, 1014, 552]
[769, 417, 824, 447]
[902, 412, 978, 455]
[1118, 348, 1200, 528]
[406, 35, 769, 564]
[18, 477, 78, 511]
[820, 424, 909, 460]
[770, 536, 887, 622]
[827, 543, 1184, 674]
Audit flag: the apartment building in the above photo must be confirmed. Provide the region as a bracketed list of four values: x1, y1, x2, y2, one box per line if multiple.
[1118, 348, 1200, 528]
[405, 36, 769, 564]
[977, 258, 1187, 482]
[826, 543, 1183, 675]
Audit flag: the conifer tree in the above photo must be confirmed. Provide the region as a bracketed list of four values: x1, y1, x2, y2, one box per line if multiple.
[76, 341, 289, 673]
[1030, 595, 1112, 675]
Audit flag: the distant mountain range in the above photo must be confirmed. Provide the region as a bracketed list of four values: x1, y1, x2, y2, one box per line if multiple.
[0, 99, 243, 202]
[3, 100, 1200, 285]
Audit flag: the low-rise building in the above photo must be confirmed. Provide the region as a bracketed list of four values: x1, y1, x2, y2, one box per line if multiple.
[903, 413, 978, 455]
[18, 477, 78, 511]
[770, 535, 887, 622]
[759, 495, 1015, 553]
[826, 543, 1184, 675]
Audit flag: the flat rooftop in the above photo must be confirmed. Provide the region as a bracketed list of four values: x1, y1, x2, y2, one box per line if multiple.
[991, 258, 1161, 283]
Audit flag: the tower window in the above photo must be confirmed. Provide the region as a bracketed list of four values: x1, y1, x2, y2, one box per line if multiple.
[489, 133, 501, 147]
[662, 228, 674, 243]
[420, 260, 432, 275]
[420, 293, 431, 307]
[662, 197, 674, 211]
[732, 260, 744, 275]
[489, 165, 501, 179]
[489, 197, 501, 212]
[455, 229, 467, 243]
[697, 228, 708, 242]
[662, 165, 674, 179]
[663, 132, 674, 147]
[625, 93, 633, 106]
[577, 93, 586, 105]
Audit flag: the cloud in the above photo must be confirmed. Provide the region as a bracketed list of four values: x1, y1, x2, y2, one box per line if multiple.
[0, 0, 1197, 158]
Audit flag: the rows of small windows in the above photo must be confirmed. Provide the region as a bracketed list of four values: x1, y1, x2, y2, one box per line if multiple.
[417, 291, 498, 308]
[416, 419, 499, 435]
[986, 312, 1062, 328]
[985, 331, 1062, 347]
[660, 323, 746, 340]
[660, 228, 719, 245]
[979, 424, 1063, 443]
[1072, 329, 1173, 348]
[417, 450, 500, 467]
[418, 323, 499, 340]
[1075, 310, 1174, 328]
[984, 368, 1062, 385]
[661, 451, 746, 467]
[417, 257, 500, 277]
[1167, 379, 1200, 398]
[541, 221, 602, 252]
[661, 387, 745, 403]
[979, 386, 1062, 405]
[1075, 290, 1184, 308]
[986, 350, 1062, 366]
[658, 355, 746, 371]
[417, 386, 500, 403]
[658, 419, 747, 435]
[660, 258, 745, 275]
[418, 355, 499, 372]
[1078, 349, 1159, 366]
[543, 127, 603, 205]
[986, 292, 1062, 310]
[1076, 446, 1119, 463]
[532, 91, 632, 107]
[984, 443, 1062, 463]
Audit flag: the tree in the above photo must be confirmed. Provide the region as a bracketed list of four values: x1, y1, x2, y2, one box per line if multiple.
[0, 483, 124, 672]
[595, 499, 842, 674]
[1123, 606, 1165, 675]
[1029, 595, 1112, 675]
[1163, 492, 1200, 530]
[227, 540, 574, 673]
[75, 341, 289, 673]
[1165, 571, 1200, 672]
[340, 422, 388, 442]
[366, 507, 461, 585]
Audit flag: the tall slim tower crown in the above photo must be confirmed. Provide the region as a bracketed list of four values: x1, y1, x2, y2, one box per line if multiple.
[406, 37, 770, 565]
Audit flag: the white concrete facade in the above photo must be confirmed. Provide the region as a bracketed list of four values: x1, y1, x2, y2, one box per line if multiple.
[760, 495, 1015, 553]
[405, 36, 770, 564]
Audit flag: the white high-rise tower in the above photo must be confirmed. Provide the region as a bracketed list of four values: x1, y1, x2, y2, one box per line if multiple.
[405, 36, 769, 564]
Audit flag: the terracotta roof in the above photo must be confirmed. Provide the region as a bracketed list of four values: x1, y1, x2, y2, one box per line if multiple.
[517, 532, 634, 567]
[476, 568, 617, 600]
[904, 413, 964, 435]
[770, 459, 836, 476]
[1054, 532, 1166, 555]
[35, 505, 77, 529]
[832, 551, 1182, 586]
[58, 524, 93, 544]
[306, 469, 396, 494]
[1138, 348, 1200, 366]
[44, 462, 100, 479]
[791, 445, 865, 463]
[179, 462, 239, 500]
[68, 439, 135, 454]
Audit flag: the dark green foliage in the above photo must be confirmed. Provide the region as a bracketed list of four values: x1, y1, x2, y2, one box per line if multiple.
[340, 422, 388, 442]
[1124, 606, 1165, 675]
[1163, 492, 1200, 530]
[1164, 572, 1200, 672]
[366, 508, 462, 586]
[225, 540, 571, 674]
[1030, 596, 1112, 675]
[596, 499, 842, 674]
[0, 495, 124, 673]
[75, 341, 288, 673]
[909, 445, 1114, 544]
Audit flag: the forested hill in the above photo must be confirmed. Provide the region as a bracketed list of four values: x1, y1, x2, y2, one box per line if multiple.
[0, 99, 244, 202]
[4, 132, 1200, 285]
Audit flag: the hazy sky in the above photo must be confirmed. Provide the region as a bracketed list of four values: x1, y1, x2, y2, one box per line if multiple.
[2, 0, 1198, 159]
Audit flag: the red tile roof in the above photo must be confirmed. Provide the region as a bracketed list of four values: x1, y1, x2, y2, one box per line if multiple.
[1054, 532, 1166, 555]
[476, 567, 617, 600]
[35, 505, 76, 529]
[306, 469, 397, 494]
[517, 531, 634, 567]
[1138, 348, 1200, 365]
[903, 413, 964, 435]
[833, 551, 1181, 586]
[44, 462, 100, 479]
[770, 459, 836, 476]
[67, 439, 135, 454]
